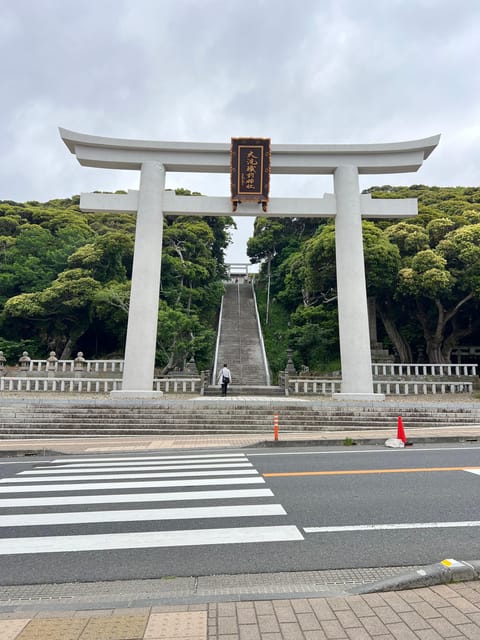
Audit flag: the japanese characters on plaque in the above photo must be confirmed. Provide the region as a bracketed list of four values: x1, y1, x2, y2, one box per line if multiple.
[230, 138, 271, 212]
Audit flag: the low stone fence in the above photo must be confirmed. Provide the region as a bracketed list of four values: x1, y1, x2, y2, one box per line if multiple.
[0, 377, 201, 394]
[371, 363, 477, 377]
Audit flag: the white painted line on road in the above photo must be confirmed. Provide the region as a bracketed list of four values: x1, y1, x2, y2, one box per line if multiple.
[0, 504, 287, 527]
[0, 476, 265, 493]
[3, 469, 258, 483]
[304, 521, 480, 533]
[0, 488, 274, 508]
[249, 446, 480, 457]
[0, 525, 304, 554]
[21, 463, 253, 475]
[40, 458, 248, 469]
[50, 454, 248, 463]
[465, 469, 480, 475]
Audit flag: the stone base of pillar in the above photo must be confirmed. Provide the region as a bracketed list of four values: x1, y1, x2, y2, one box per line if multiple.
[332, 392, 385, 402]
[110, 390, 163, 400]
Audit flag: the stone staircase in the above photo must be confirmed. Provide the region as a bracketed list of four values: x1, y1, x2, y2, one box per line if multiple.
[209, 282, 271, 394]
[0, 398, 479, 438]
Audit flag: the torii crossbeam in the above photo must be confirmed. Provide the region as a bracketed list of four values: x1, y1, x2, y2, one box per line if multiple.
[60, 129, 440, 400]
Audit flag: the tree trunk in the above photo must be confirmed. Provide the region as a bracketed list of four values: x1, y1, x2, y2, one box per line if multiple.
[377, 300, 413, 363]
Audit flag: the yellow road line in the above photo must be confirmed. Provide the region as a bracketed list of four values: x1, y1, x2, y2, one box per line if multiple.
[264, 466, 480, 477]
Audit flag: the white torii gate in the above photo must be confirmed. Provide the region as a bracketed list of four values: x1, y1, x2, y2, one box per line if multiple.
[60, 129, 440, 400]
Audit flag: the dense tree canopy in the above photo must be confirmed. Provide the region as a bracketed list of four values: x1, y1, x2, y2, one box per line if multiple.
[0, 192, 234, 371]
[248, 186, 480, 371]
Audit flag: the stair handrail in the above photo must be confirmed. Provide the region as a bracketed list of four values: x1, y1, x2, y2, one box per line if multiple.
[251, 279, 271, 386]
[211, 291, 225, 384]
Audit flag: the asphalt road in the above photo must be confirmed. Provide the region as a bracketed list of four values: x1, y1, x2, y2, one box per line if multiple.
[0, 444, 479, 585]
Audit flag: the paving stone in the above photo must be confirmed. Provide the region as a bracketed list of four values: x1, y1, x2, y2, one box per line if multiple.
[16, 617, 88, 640]
[398, 610, 432, 631]
[323, 597, 349, 612]
[319, 619, 348, 639]
[236, 608, 256, 625]
[217, 604, 236, 618]
[447, 596, 480, 614]
[455, 623, 480, 640]
[372, 606, 402, 625]
[344, 596, 374, 618]
[346, 628, 381, 640]
[361, 593, 386, 607]
[304, 630, 328, 640]
[0, 619, 30, 640]
[278, 621, 305, 640]
[435, 605, 471, 625]
[297, 612, 321, 631]
[409, 601, 442, 619]
[424, 616, 461, 638]
[271, 606, 296, 624]
[415, 629, 449, 640]
[253, 602, 274, 616]
[385, 621, 418, 639]
[335, 609, 362, 629]
[257, 615, 279, 633]
[291, 599, 312, 614]
[380, 593, 414, 613]
[80, 614, 148, 639]
[308, 599, 336, 621]
[73, 610, 114, 618]
[144, 611, 207, 639]
[360, 615, 390, 636]
[238, 625, 260, 640]
[217, 616, 238, 635]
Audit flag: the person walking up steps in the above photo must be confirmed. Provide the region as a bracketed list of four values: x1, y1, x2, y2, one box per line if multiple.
[218, 364, 232, 397]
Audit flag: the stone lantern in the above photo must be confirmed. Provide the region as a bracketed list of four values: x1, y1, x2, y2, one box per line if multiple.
[19, 351, 31, 373]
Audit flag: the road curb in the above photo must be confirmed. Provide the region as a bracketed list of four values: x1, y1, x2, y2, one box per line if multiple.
[255, 435, 480, 448]
[353, 559, 480, 594]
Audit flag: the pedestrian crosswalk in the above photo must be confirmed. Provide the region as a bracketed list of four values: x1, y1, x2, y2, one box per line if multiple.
[0, 452, 303, 555]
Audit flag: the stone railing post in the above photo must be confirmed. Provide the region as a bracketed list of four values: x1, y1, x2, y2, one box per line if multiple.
[0, 351, 6, 376]
[47, 351, 58, 378]
[74, 351, 86, 378]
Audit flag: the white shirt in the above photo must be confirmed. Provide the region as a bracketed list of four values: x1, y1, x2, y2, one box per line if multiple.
[218, 366, 232, 384]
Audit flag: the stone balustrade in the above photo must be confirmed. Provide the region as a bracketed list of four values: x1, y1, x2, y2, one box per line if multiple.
[371, 363, 477, 377]
[0, 376, 200, 394]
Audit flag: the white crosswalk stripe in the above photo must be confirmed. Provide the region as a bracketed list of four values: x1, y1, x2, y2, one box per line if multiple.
[0, 453, 303, 554]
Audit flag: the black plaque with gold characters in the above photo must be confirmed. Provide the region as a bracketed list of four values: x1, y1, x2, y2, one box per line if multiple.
[231, 137, 270, 212]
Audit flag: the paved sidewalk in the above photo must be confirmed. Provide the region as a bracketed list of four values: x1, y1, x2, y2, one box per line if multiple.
[2, 581, 480, 639]
[0, 423, 479, 456]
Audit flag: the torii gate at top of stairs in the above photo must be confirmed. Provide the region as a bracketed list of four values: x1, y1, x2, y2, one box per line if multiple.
[60, 128, 440, 400]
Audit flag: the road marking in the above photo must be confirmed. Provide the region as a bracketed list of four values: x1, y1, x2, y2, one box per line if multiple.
[0, 504, 287, 527]
[0, 488, 275, 508]
[2, 469, 258, 483]
[0, 476, 265, 493]
[0, 526, 304, 554]
[304, 521, 480, 533]
[37, 458, 248, 469]
[264, 466, 480, 477]
[50, 454, 248, 463]
[248, 446, 480, 457]
[465, 469, 480, 475]
[20, 463, 253, 475]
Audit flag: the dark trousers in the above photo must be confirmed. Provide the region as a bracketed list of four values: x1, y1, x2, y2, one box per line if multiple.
[221, 381, 229, 396]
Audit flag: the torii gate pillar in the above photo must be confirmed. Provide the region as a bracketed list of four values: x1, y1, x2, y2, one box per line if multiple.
[334, 164, 374, 396]
[60, 129, 439, 400]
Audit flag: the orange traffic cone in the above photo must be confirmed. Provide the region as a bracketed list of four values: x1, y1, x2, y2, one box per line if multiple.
[397, 416, 412, 445]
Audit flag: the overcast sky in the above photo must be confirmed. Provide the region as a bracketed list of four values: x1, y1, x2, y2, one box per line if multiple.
[1, 0, 479, 263]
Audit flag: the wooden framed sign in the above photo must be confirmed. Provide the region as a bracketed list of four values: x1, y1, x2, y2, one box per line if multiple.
[231, 137, 270, 211]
